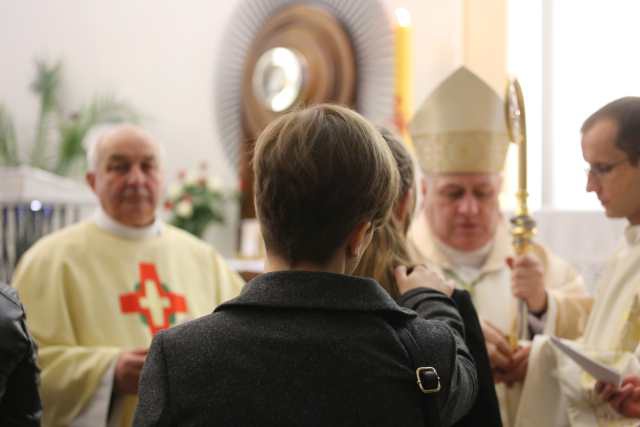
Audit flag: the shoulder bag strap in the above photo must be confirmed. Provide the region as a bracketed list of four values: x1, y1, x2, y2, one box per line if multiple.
[396, 324, 443, 427]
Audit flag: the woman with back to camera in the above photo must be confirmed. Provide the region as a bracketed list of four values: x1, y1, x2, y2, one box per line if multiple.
[355, 127, 502, 427]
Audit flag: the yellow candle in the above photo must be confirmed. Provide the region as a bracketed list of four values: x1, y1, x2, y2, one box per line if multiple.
[394, 8, 413, 149]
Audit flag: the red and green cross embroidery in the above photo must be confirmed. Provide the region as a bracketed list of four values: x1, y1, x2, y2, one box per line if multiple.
[119, 262, 188, 336]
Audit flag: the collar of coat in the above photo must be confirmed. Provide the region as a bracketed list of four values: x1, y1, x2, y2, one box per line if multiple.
[216, 270, 417, 318]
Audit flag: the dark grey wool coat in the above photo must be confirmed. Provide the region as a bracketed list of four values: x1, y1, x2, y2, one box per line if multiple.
[134, 271, 477, 427]
[0, 283, 41, 426]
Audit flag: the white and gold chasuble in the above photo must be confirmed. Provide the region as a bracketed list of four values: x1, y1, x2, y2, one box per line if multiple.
[515, 225, 640, 427]
[409, 219, 592, 426]
[13, 220, 244, 427]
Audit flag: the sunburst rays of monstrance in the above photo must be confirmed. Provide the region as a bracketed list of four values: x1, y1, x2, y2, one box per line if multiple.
[215, 0, 397, 222]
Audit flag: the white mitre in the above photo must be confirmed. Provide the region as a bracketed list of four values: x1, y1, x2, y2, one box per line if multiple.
[410, 66, 509, 174]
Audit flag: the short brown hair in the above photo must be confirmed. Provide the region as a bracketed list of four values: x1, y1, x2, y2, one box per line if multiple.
[253, 104, 400, 265]
[582, 97, 640, 165]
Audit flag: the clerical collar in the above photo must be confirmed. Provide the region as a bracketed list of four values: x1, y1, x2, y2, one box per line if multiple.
[435, 237, 494, 269]
[624, 224, 640, 246]
[93, 207, 162, 240]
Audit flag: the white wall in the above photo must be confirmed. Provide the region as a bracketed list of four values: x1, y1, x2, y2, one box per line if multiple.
[0, 0, 240, 182]
[0, 0, 462, 252]
[0, 0, 462, 178]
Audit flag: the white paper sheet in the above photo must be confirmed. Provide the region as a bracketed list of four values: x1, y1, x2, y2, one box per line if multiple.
[550, 336, 622, 386]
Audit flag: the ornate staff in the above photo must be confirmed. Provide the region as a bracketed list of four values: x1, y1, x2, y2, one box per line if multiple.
[505, 78, 537, 346]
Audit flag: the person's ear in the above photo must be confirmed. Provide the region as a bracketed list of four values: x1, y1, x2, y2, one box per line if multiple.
[346, 221, 373, 258]
[86, 172, 96, 191]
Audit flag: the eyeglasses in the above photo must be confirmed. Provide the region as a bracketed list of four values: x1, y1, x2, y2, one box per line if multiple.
[584, 158, 628, 178]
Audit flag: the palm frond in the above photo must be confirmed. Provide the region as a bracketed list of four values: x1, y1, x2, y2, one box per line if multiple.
[30, 59, 61, 113]
[54, 95, 139, 175]
[29, 60, 62, 169]
[1, 60, 141, 176]
[0, 105, 20, 166]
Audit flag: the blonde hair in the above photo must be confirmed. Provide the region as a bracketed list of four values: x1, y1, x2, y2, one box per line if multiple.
[354, 128, 415, 298]
[253, 104, 400, 265]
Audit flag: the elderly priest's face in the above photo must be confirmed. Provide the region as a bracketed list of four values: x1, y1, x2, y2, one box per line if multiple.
[424, 173, 502, 251]
[87, 126, 164, 227]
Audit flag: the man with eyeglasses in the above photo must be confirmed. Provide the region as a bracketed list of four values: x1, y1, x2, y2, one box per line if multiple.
[516, 97, 640, 426]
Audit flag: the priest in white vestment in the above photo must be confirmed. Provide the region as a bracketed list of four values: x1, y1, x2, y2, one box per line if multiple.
[515, 97, 640, 426]
[408, 67, 593, 426]
[12, 125, 244, 427]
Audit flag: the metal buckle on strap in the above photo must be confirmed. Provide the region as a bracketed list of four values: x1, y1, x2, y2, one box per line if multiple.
[416, 367, 441, 394]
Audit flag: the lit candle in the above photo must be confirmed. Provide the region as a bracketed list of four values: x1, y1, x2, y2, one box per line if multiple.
[394, 8, 413, 149]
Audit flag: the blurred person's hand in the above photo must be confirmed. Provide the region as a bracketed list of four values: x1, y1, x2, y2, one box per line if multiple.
[495, 345, 530, 387]
[481, 319, 514, 382]
[595, 376, 640, 418]
[114, 348, 148, 395]
[507, 254, 547, 314]
[395, 264, 454, 297]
